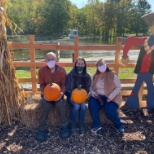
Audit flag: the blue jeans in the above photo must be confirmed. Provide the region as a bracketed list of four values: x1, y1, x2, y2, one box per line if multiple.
[126, 72, 154, 109]
[88, 95, 122, 129]
[68, 99, 86, 123]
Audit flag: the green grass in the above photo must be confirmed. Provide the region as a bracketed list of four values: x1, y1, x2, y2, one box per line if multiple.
[118, 68, 137, 79]
[15, 67, 137, 79]
[16, 70, 32, 78]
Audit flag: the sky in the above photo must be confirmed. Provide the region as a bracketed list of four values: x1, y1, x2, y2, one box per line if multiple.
[70, 0, 154, 11]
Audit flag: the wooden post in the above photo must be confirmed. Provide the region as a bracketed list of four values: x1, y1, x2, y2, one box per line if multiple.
[114, 37, 121, 75]
[57, 42, 60, 61]
[29, 35, 37, 93]
[10, 52, 14, 60]
[138, 82, 146, 108]
[73, 36, 79, 62]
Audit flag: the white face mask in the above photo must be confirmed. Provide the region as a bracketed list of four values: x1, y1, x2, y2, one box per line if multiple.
[46, 60, 56, 68]
[98, 64, 107, 72]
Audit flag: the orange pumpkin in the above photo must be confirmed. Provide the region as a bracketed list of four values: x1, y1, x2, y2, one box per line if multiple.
[71, 85, 88, 104]
[44, 82, 61, 101]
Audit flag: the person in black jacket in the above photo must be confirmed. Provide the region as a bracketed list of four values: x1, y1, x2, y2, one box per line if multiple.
[65, 57, 91, 135]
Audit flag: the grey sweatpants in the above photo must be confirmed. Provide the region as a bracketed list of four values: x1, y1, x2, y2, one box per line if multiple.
[38, 97, 69, 131]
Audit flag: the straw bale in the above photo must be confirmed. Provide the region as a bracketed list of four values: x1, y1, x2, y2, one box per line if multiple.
[19, 94, 111, 128]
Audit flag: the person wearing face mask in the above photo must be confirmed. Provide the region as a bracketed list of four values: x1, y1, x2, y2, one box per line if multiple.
[36, 52, 71, 142]
[65, 58, 91, 135]
[88, 58, 124, 135]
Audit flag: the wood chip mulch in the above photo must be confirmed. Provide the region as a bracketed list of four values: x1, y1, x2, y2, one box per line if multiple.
[0, 109, 154, 154]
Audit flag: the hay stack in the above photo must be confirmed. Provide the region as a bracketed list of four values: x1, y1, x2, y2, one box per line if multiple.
[19, 94, 41, 128]
[0, 1, 26, 125]
[20, 94, 111, 128]
[19, 94, 61, 128]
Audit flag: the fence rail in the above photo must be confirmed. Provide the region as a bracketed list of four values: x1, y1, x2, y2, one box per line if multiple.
[8, 35, 147, 96]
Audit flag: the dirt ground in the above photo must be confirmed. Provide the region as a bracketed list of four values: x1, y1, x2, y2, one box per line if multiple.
[0, 108, 154, 154]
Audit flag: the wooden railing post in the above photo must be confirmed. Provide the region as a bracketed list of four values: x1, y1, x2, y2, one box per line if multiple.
[114, 37, 121, 75]
[29, 35, 37, 93]
[73, 36, 79, 62]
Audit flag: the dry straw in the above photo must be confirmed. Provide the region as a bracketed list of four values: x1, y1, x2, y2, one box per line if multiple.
[0, 0, 26, 125]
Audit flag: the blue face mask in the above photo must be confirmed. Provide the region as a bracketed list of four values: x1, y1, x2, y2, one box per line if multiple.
[76, 66, 84, 72]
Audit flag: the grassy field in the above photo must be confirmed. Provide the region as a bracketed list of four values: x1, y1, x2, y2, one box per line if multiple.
[15, 67, 137, 79]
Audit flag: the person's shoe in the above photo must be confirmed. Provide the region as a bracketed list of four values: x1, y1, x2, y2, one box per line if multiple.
[60, 125, 71, 138]
[117, 126, 125, 135]
[79, 121, 86, 135]
[91, 126, 102, 134]
[71, 122, 77, 134]
[36, 131, 47, 142]
[44, 129, 49, 134]
[120, 104, 134, 113]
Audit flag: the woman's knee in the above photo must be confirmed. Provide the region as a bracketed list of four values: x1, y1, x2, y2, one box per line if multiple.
[89, 97, 98, 106]
[72, 103, 80, 111]
[80, 103, 87, 110]
[104, 102, 118, 116]
[88, 97, 101, 111]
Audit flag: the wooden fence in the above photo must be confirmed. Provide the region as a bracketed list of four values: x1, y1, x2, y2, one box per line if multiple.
[8, 35, 147, 97]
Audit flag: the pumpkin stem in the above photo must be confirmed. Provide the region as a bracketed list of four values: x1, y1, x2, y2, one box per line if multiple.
[49, 80, 53, 86]
[78, 85, 82, 90]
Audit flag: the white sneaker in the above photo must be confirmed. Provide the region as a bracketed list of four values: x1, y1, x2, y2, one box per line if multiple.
[91, 127, 102, 133]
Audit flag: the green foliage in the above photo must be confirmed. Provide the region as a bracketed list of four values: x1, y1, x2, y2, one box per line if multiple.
[6, 0, 152, 37]
[138, 0, 151, 9]
[36, 0, 71, 36]
[7, 0, 39, 34]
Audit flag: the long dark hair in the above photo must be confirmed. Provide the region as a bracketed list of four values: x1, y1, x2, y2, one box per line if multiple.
[73, 57, 89, 89]
[74, 57, 87, 74]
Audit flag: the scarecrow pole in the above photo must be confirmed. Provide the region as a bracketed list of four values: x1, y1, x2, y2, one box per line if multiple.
[0, 0, 25, 125]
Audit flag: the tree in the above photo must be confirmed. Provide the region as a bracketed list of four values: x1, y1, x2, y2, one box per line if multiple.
[82, 0, 102, 36]
[7, 0, 39, 34]
[138, 0, 151, 9]
[100, 2, 117, 40]
[37, 0, 71, 36]
[68, 5, 79, 30]
[127, 0, 151, 36]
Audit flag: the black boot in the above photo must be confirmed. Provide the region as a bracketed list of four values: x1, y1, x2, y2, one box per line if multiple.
[79, 121, 85, 135]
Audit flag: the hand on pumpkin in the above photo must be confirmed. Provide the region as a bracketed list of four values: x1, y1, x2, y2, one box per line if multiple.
[44, 96, 50, 101]
[55, 92, 63, 101]
[43, 92, 63, 101]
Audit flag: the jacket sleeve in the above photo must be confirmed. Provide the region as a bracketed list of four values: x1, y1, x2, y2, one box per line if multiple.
[89, 74, 97, 96]
[38, 68, 46, 93]
[60, 69, 67, 94]
[123, 36, 147, 57]
[65, 72, 74, 93]
[85, 74, 92, 93]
